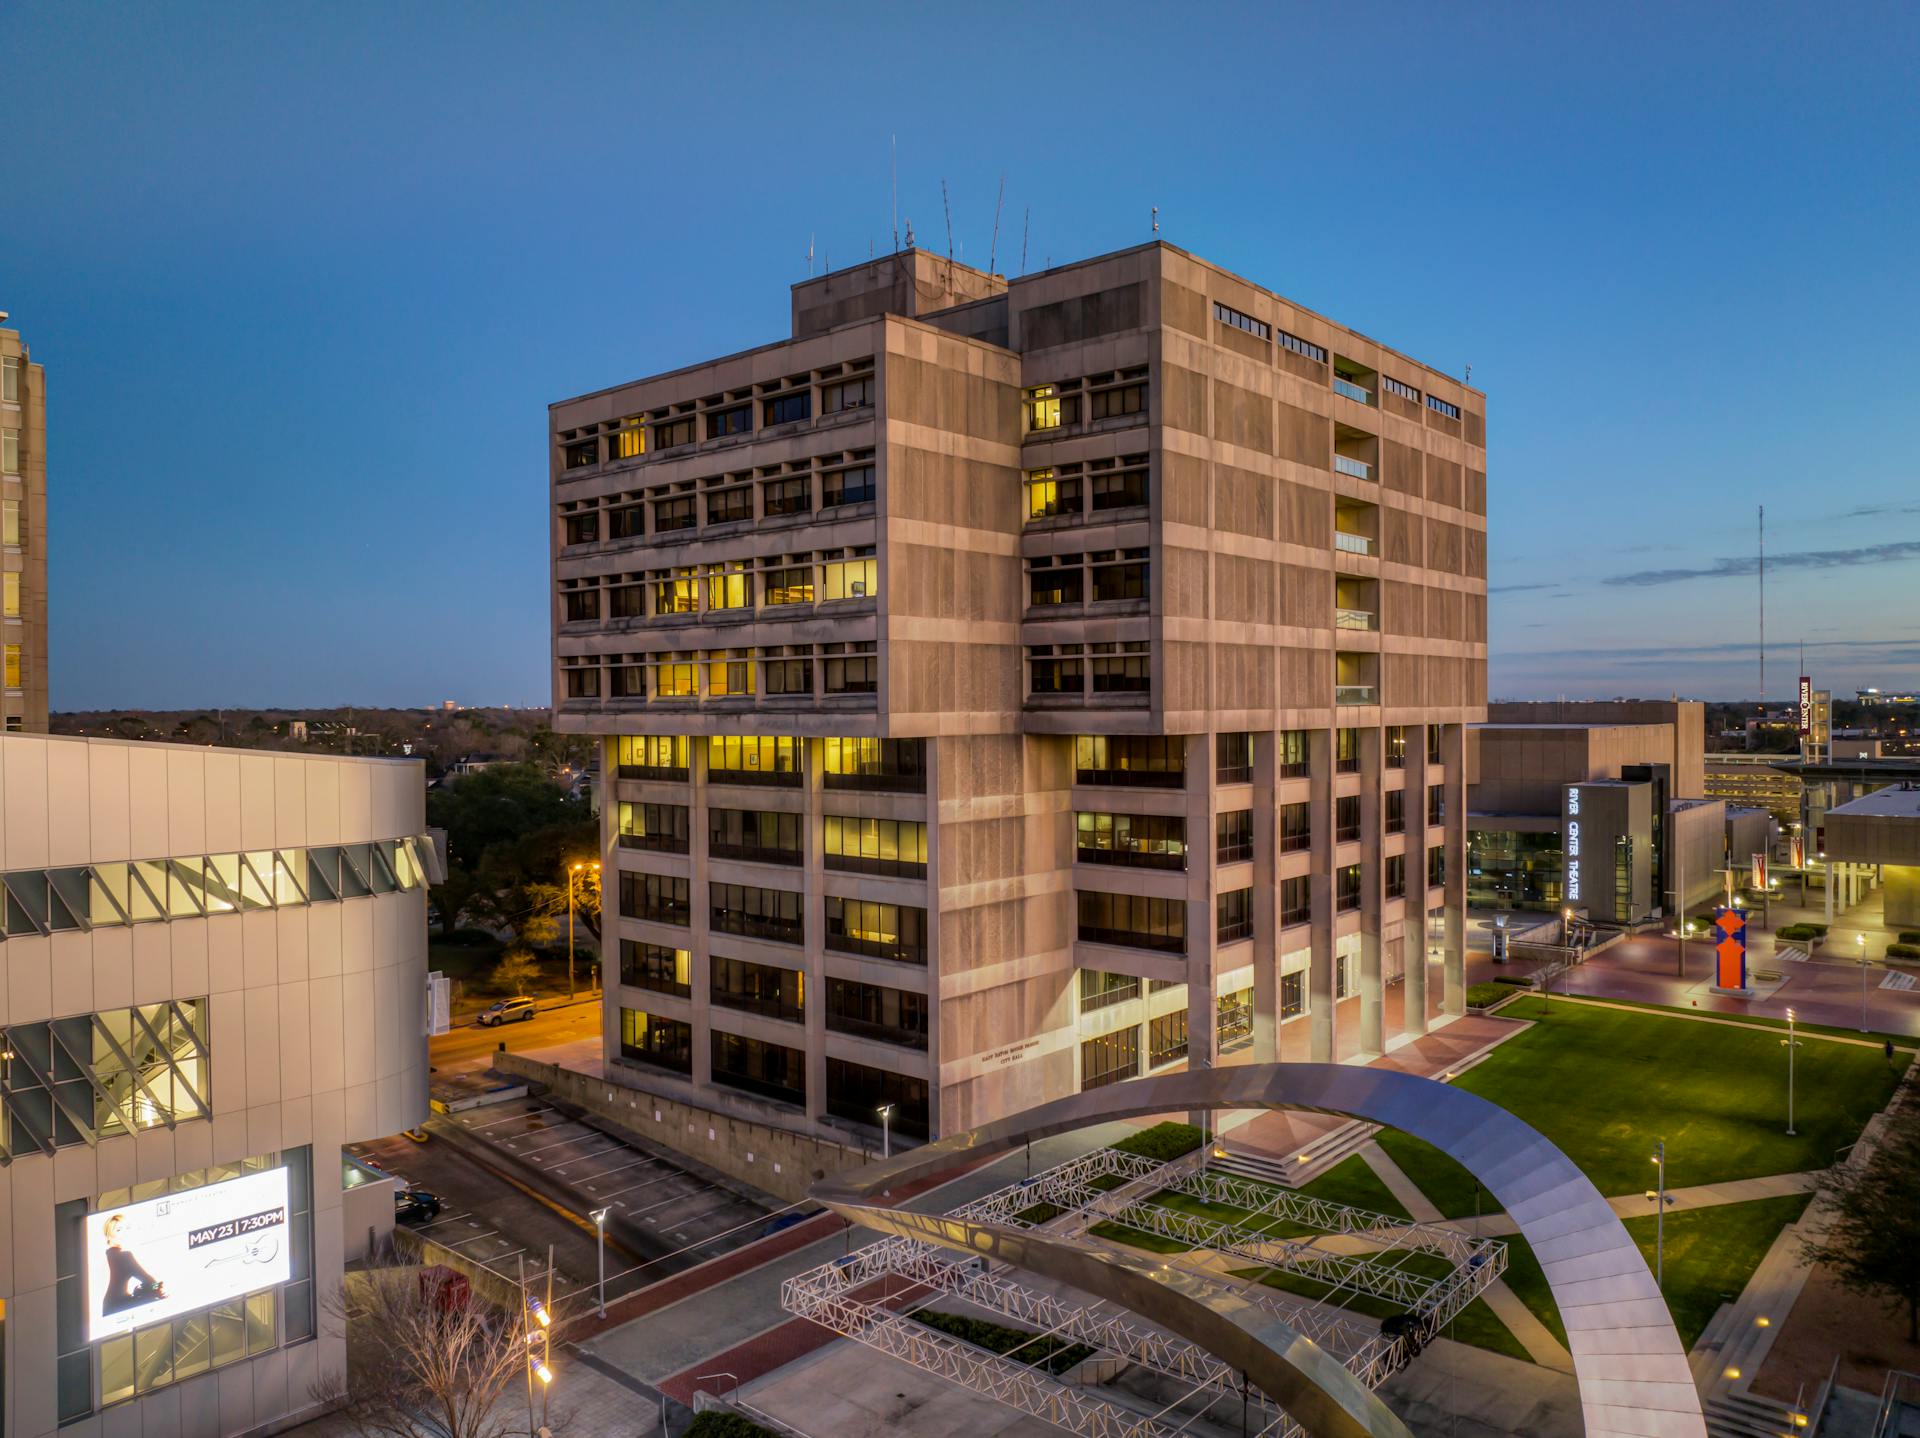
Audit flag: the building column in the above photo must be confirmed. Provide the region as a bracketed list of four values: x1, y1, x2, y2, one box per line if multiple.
[1251, 730, 1279, 1064]
[600, 737, 622, 1062]
[803, 739, 827, 1127]
[1309, 727, 1337, 1062]
[1186, 734, 1220, 1133]
[690, 738, 715, 1087]
[1442, 722, 1468, 1017]
[1357, 726, 1385, 1059]
[1402, 732, 1430, 1038]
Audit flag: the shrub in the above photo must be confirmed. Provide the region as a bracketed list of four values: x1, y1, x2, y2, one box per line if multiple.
[1467, 982, 1516, 1009]
[686, 1415, 777, 1438]
[1110, 1121, 1203, 1163]
[1889, 944, 1920, 961]
[1899, 932, 1920, 946]
[909, 1309, 1094, 1375]
[1779, 924, 1826, 942]
[1493, 974, 1533, 986]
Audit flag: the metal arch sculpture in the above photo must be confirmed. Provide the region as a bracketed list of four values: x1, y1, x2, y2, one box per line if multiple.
[814, 1064, 1707, 1438]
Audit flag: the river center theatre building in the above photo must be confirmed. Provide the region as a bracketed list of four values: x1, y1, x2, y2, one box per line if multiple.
[0, 736, 432, 1438]
[550, 242, 1487, 1145]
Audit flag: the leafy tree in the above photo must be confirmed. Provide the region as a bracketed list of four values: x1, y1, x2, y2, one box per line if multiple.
[426, 763, 596, 942]
[1801, 1094, 1920, 1340]
[493, 948, 543, 995]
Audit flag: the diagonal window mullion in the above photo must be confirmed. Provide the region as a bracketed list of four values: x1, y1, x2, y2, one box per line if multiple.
[150, 1002, 211, 1119]
[3, 1033, 96, 1145]
[87, 1015, 178, 1133]
[53, 1020, 142, 1137]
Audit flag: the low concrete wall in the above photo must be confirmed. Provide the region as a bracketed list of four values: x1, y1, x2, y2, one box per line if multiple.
[495, 1052, 872, 1203]
[341, 1173, 399, 1263]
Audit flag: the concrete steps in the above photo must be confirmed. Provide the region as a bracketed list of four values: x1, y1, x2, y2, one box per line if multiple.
[1215, 1120, 1377, 1189]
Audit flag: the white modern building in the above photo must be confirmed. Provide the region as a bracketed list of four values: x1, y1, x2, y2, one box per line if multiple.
[0, 735, 433, 1438]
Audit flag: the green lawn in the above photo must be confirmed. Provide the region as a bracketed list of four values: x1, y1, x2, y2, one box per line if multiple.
[1296, 1154, 1413, 1218]
[1550, 992, 1917, 1050]
[1427, 997, 1905, 1196]
[1493, 1234, 1566, 1348]
[1227, 1259, 1531, 1364]
[1372, 1131, 1505, 1220]
[1620, 1193, 1811, 1347]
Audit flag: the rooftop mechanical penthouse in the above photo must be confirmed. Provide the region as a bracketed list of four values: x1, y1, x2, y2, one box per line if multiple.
[549, 242, 1487, 1147]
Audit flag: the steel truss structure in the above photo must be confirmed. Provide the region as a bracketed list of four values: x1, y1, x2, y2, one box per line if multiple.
[784, 1145, 1501, 1438]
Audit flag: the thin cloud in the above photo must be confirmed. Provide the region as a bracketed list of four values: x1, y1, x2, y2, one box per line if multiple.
[1489, 582, 1562, 594]
[1833, 502, 1920, 521]
[1604, 539, 1920, 588]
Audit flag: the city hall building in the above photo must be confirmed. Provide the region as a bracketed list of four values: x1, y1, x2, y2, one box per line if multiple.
[550, 242, 1486, 1145]
[0, 737, 433, 1438]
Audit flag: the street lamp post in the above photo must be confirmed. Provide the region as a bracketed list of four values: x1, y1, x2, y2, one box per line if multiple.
[1651, 1140, 1668, 1286]
[877, 1103, 894, 1161]
[567, 861, 599, 1003]
[591, 1206, 610, 1318]
[1858, 932, 1870, 1034]
[1783, 1008, 1799, 1136]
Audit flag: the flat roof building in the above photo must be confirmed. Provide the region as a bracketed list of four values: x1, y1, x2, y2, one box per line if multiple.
[0, 319, 48, 733]
[550, 241, 1487, 1144]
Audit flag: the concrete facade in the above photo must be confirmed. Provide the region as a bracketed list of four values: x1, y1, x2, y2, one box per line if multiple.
[550, 243, 1487, 1145]
[0, 736, 431, 1438]
[0, 324, 49, 733]
[1824, 784, 1920, 928]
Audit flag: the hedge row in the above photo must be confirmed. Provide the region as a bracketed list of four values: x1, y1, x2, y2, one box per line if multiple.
[1889, 944, 1920, 961]
[685, 1414, 777, 1438]
[1778, 923, 1828, 941]
[1466, 982, 1518, 1009]
[1109, 1121, 1204, 1163]
[909, 1308, 1095, 1375]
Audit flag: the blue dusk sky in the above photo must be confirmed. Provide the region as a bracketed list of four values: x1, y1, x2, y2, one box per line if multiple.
[3, 2, 1917, 710]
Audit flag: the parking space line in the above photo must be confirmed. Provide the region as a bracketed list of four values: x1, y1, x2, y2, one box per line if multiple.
[627, 1184, 716, 1219]
[445, 1228, 501, 1248]
[593, 1171, 690, 1202]
[508, 1130, 604, 1158]
[566, 1155, 658, 1184]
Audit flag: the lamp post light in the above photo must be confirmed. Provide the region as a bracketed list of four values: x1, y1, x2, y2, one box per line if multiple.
[1650, 1140, 1669, 1286]
[877, 1102, 894, 1161]
[567, 861, 599, 1003]
[1782, 1008, 1800, 1136]
[591, 1206, 610, 1318]
[1858, 932, 1870, 1034]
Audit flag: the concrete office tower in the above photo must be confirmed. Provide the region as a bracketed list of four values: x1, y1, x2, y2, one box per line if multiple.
[0, 737, 433, 1438]
[550, 243, 1486, 1145]
[0, 319, 49, 732]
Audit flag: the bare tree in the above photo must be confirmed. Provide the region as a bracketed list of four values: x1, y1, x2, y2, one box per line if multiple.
[313, 1264, 552, 1438]
[1802, 1090, 1920, 1342]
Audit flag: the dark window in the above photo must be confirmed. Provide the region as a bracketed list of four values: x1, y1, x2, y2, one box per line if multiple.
[619, 941, 690, 997]
[1277, 329, 1328, 364]
[1281, 970, 1305, 1018]
[1336, 728, 1360, 773]
[1386, 854, 1406, 900]
[610, 584, 644, 619]
[563, 510, 600, 545]
[619, 802, 690, 854]
[826, 897, 927, 965]
[1029, 564, 1085, 607]
[1385, 726, 1407, 769]
[764, 391, 813, 427]
[1279, 730, 1310, 779]
[707, 406, 750, 440]
[1281, 876, 1311, 927]
[1214, 302, 1271, 340]
[708, 809, 802, 866]
[620, 1008, 692, 1073]
[1386, 789, 1406, 835]
[1028, 645, 1084, 695]
[654, 495, 696, 532]
[563, 588, 599, 622]
[824, 375, 874, 412]
[1077, 812, 1187, 871]
[823, 464, 875, 507]
[1090, 643, 1151, 694]
[608, 504, 645, 539]
[564, 667, 600, 698]
[1428, 847, 1447, 888]
[653, 417, 695, 450]
[1075, 735, 1184, 788]
[709, 882, 803, 945]
[1337, 864, 1363, 913]
[763, 476, 811, 517]
[823, 816, 927, 878]
[1428, 784, 1447, 826]
[609, 663, 645, 699]
[621, 872, 689, 927]
[1427, 726, 1444, 764]
[762, 652, 812, 696]
[1076, 891, 1186, 954]
[1149, 1008, 1189, 1067]
[1336, 795, 1361, 844]
[1216, 733, 1252, 784]
[825, 979, 928, 1049]
[1216, 886, 1253, 942]
[706, 487, 752, 525]
[1081, 1026, 1140, 1090]
[826, 1058, 928, 1139]
[1280, 802, 1311, 854]
[710, 1030, 805, 1105]
[822, 737, 926, 792]
[822, 648, 878, 695]
[1216, 810, 1253, 864]
[710, 955, 805, 1023]
[1089, 383, 1146, 420]
[1427, 394, 1462, 420]
[1090, 553, 1148, 603]
[1090, 459, 1149, 511]
[763, 564, 814, 606]
[563, 438, 599, 470]
[1079, 969, 1141, 1011]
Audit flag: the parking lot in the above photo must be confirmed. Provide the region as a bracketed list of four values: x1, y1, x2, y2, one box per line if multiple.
[352, 1095, 783, 1312]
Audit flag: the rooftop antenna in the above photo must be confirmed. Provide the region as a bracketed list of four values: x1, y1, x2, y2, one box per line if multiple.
[941, 178, 954, 265]
[1151, 206, 1159, 234]
[1020, 207, 1030, 277]
[1758, 504, 1766, 708]
[1464, 363, 1472, 384]
[891, 135, 899, 253]
[988, 173, 1005, 275]
[904, 218, 916, 248]
[807, 234, 815, 277]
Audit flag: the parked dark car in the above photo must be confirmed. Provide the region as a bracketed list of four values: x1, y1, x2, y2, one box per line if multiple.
[477, 997, 537, 1027]
[395, 1187, 443, 1224]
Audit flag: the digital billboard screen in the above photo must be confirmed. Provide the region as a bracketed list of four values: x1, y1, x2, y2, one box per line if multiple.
[85, 1166, 291, 1342]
